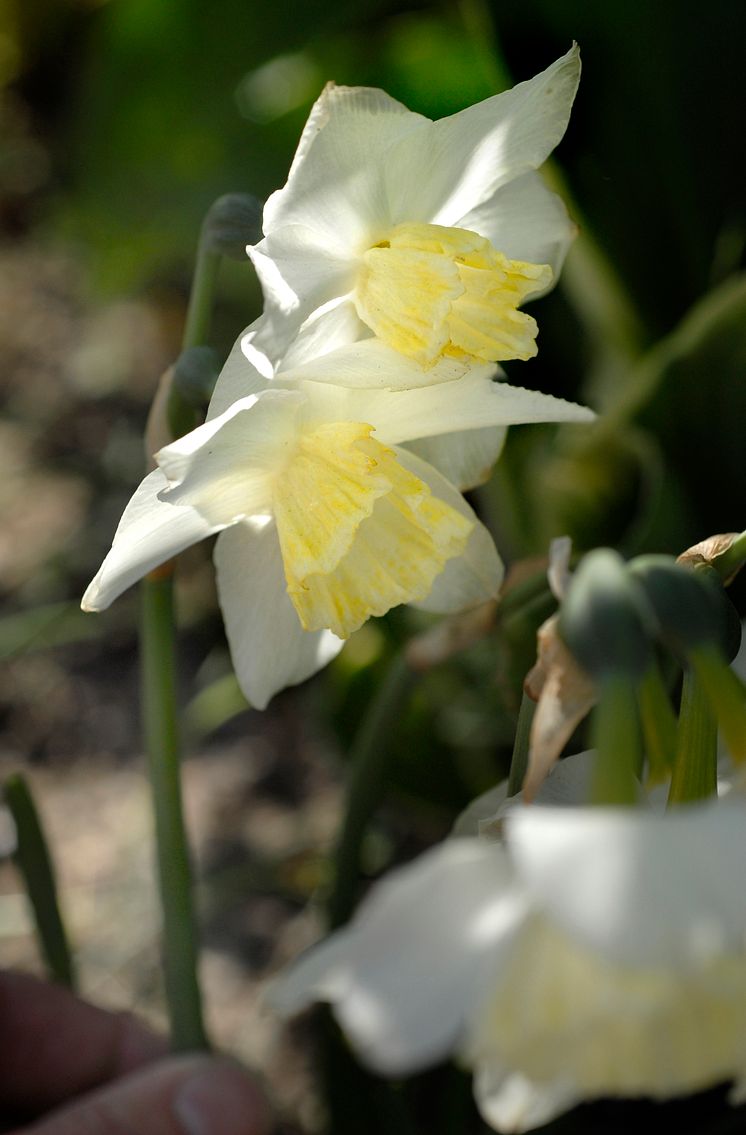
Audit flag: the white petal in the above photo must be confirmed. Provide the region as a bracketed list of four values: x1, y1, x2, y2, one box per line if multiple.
[452, 782, 510, 839]
[262, 83, 426, 243]
[206, 322, 271, 420]
[297, 371, 594, 446]
[248, 228, 358, 366]
[81, 469, 221, 611]
[394, 448, 503, 613]
[384, 46, 580, 228]
[404, 425, 507, 490]
[286, 336, 480, 390]
[276, 301, 369, 372]
[270, 840, 526, 1075]
[457, 171, 577, 294]
[528, 749, 597, 807]
[214, 518, 343, 709]
[473, 1064, 578, 1134]
[251, 85, 427, 360]
[507, 798, 746, 968]
[157, 389, 303, 526]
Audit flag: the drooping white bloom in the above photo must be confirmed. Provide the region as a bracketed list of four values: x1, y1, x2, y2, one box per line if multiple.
[248, 47, 580, 372]
[83, 322, 592, 708]
[272, 796, 746, 1131]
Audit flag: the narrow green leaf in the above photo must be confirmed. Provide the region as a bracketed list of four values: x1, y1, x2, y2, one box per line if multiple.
[3, 774, 76, 989]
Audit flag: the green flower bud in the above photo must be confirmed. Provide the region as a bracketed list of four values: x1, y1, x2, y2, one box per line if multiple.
[203, 193, 263, 260]
[172, 346, 221, 408]
[559, 548, 654, 680]
[629, 555, 741, 661]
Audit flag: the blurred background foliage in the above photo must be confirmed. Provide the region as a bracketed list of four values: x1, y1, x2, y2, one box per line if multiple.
[1, 2, 745, 1129]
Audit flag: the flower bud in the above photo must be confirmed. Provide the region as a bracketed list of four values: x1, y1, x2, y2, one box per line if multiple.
[172, 346, 221, 408]
[559, 548, 654, 680]
[202, 193, 263, 260]
[629, 555, 741, 661]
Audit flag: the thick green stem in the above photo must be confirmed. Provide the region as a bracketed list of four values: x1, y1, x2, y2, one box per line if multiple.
[3, 773, 76, 988]
[139, 210, 225, 1050]
[668, 665, 718, 806]
[327, 653, 418, 931]
[590, 674, 640, 805]
[689, 642, 746, 766]
[141, 574, 208, 1051]
[638, 660, 678, 785]
[183, 242, 221, 352]
[506, 691, 536, 797]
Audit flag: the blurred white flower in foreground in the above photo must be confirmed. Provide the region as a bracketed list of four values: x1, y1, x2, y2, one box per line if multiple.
[272, 796, 746, 1131]
[82, 323, 592, 708]
[248, 46, 580, 371]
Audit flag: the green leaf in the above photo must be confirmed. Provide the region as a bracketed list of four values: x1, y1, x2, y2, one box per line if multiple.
[3, 774, 76, 988]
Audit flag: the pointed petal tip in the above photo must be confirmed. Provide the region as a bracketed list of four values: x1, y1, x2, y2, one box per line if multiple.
[80, 579, 103, 613]
[494, 381, 596, 425]
[559, 41, 582, 79]
[537, 42, 581, 113]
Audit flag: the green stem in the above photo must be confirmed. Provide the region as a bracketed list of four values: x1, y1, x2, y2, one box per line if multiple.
[168, 237, 221, 438]
[637, 660, 678, 785]
[3, 773, 76, 989]
[141, 574, 208, 1051]
[139, 208, 226, 1050]
[183, 240, 221, 352]
[327, 653, 418, 931]
[689, 642, 746, 765]
[506, 691, 536, 797]
[668, 665, 718, 806]
[590, 673, 640, 805]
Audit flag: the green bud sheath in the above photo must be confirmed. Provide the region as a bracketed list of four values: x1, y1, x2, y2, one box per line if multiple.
[559, 548, 654, 681]
[629, 555, 741, 660]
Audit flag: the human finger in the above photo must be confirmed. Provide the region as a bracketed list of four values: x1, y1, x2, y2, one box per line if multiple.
[0, 970, 165, 1114]
[13, 1054, 270, 1135]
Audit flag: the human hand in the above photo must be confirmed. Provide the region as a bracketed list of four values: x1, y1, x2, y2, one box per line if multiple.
[0, 971, 270, 1134]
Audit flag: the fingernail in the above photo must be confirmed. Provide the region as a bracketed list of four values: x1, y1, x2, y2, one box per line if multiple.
[174, 1059, 269, 1135]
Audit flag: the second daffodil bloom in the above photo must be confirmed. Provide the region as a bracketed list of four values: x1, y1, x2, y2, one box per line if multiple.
[248, 46, 580, 372]
[82, 323, 592, 708]
[272, 795, 746, 1132]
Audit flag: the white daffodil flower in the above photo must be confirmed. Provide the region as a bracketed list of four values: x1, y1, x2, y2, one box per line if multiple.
[272, 795, 746, 1131]
[83, 325, 592, 709]
[247, 46, 580, 372]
